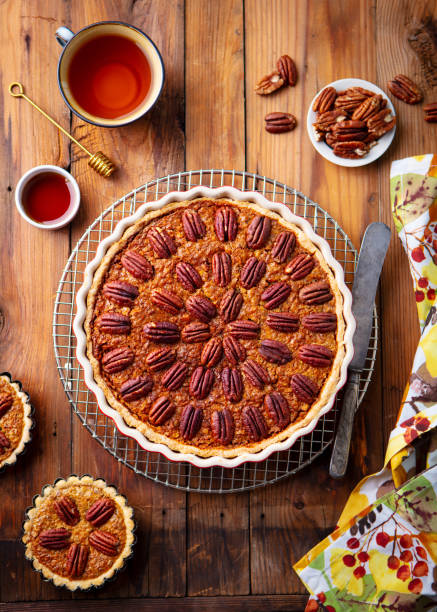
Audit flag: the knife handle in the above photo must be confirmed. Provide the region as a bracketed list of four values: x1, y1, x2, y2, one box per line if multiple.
[329, 370, 360, 479]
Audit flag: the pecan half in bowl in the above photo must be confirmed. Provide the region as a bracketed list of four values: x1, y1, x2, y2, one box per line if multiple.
[22, 475, 135, 590]
[74, 186, 355, 468]
[307, 78, 396, 167]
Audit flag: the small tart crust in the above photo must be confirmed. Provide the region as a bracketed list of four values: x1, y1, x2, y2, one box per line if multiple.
[85, 197, 346, 458]
[0, 372, 33, 470]
[22, 475, 135, 590]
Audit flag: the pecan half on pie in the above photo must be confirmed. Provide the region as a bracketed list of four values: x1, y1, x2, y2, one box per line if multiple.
[85, 198, 345, 457]
[22, 475, 135, 590]
[0, 372, 33, 470]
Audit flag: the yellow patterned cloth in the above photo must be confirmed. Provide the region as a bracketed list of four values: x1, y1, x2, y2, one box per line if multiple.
[295, 155, 437, 611]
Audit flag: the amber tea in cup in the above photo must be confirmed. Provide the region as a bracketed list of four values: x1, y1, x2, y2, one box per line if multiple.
[68, 34, 151, 120]
[56, 22, 164, 127]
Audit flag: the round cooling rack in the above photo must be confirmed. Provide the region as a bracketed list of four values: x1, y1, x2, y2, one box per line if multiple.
[53, 170, 378, 493]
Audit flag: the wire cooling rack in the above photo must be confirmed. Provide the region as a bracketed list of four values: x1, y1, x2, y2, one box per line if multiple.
[53, 170, 378, 493]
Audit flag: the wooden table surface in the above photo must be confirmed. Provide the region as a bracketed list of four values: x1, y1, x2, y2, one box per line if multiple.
[1, 1, 436, 609]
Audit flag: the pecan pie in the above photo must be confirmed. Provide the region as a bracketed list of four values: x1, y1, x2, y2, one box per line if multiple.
[22, 475, 135, 590]
[0, 372, 33, 470]
[85, 198, 346, 457]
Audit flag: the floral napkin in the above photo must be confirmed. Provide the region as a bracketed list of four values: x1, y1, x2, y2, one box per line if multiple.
[295, 154, 437, 611]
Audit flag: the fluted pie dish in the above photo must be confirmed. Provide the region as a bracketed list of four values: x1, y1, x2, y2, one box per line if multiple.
[74, 186, 355, 468]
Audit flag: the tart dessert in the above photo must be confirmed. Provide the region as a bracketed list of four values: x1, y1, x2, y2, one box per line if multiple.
[85, 197, 346, 458]
[22, 475, 135, 590]
[0, 372, 33, 470]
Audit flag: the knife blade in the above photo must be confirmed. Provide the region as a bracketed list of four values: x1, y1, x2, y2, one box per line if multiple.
[329, 222, 391, 479]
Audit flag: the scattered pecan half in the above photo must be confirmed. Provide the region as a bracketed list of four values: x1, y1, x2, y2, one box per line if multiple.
[264, 112, 297, 133]
[424, 102, 437, 122]
[387, 74, 422, 104]
[255, 70, 284, 95]
[277, 54, 297, 86]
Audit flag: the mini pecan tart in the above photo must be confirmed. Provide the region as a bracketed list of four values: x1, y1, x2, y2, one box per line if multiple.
[22, 475, 135, 590]
[84, 198, 346, 458]
[0, 372, 34, 470]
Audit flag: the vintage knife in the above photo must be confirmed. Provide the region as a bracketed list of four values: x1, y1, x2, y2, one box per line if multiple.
[329, 222, 391, 479]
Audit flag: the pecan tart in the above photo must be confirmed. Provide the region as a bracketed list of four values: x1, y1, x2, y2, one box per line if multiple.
[83, 195, 348, 459]
[22, 475, 135, 590]
[0, 372, 33, 470]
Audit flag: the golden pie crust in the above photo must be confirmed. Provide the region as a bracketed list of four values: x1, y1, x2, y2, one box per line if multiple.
[22, 475, 135, 590]
[0, 373, 33, 469]
[85, 198, 345, 457]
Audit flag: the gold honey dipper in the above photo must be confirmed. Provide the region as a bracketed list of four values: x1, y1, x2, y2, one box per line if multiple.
[9, 82, 115, 178]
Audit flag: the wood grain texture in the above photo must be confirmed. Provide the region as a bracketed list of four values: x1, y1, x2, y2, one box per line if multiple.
[0, 0, 72, 602]
[0, 595, 309, 610]
[185, 0, 250, 596]
[67, 0, 187, 600]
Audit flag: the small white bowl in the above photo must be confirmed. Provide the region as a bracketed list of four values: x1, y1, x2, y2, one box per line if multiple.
[15, 165, 80, 229]
[307, 78, 396, 167]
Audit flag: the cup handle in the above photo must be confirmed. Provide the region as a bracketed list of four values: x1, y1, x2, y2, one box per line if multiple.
[55, 26, 75, 48]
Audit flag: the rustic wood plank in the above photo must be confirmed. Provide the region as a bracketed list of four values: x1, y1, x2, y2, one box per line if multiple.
[67, 0, 187, 599]
[244, 0, 383, 594]
[185, 0, 249, 597]
[375, 0, 437, 444]
[0, 595, 309, 611]
[0, 0, 72, 602]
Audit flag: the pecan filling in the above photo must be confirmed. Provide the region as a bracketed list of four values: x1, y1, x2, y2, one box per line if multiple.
[87, 199, 340, 451]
